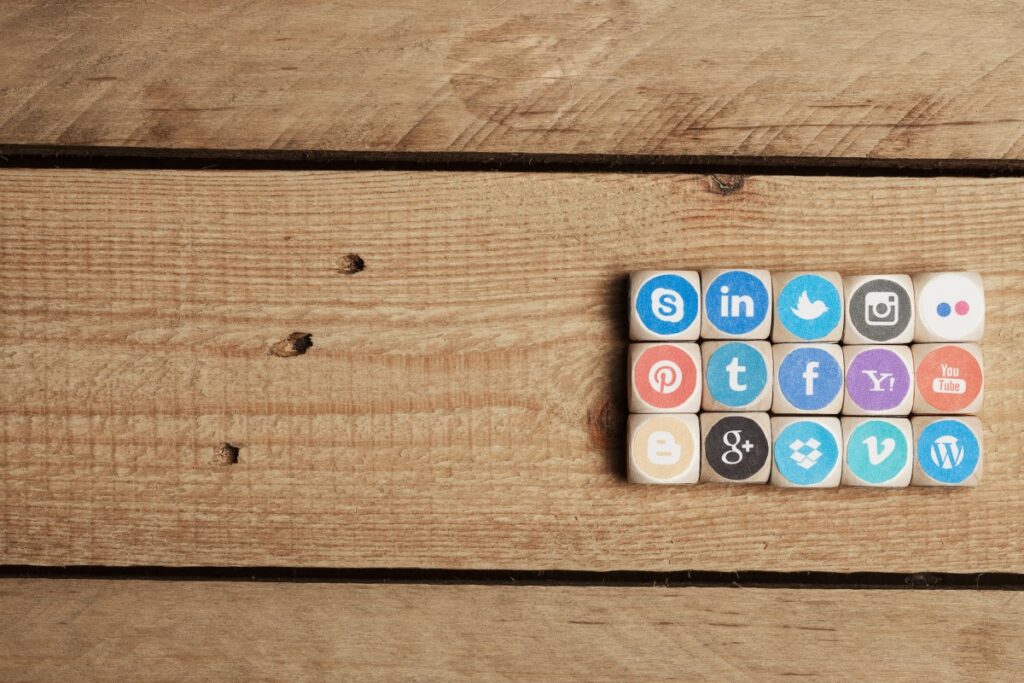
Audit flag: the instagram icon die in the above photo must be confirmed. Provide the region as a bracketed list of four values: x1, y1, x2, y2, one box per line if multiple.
[843, 274, 915, 345]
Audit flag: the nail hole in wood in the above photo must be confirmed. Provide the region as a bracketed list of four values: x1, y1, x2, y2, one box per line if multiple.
[270, 332, 313, 357]
[217, 443, 240, 465]
[338, 253, 365, 274]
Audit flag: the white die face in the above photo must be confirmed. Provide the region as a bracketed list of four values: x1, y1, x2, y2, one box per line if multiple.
[630, 271, 702, 341]
[628, 414, 701, 484]
[915, 272, 985, 342]
[841, 417, 913, 487]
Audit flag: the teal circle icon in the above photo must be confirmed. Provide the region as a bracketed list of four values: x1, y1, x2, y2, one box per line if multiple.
[846, 420, 908, 484]
[777, 274, 842, 340]
[774, 421, 839, 486]
[706, 343, 768, 407]
[917, 420, 980, 484]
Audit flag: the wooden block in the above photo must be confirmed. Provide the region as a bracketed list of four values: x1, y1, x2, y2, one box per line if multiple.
[841, 345, 914, 416]
[627, 413, 700, 484]
[913, 271, 985, 342]
[771, 271, 844, 342]
[628, 343, 702, 413]
[700, 269, 772, 340]
[771, 344, 844, 414]
[841, 417, 913, 487]
[700, 341, 773, 411]
[629, 270, 701, 341]
[911, 416, 983, 487]
[912, 343, 984, 414]
[699, 412, 772, 484]
[770, 416, 843, 488]
[842, 274, 915, 344]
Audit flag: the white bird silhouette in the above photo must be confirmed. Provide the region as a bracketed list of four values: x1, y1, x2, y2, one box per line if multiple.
[791, 290, 828, 320]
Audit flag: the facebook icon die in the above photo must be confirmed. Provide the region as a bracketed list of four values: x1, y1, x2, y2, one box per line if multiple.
[773, 344, 845, 414]
[630, 271, 701, 340]
[702, 341, 773, 411]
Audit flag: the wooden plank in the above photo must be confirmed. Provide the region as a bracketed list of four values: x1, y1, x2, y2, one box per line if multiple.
[1, 169, 1023, 572]
[1, 580, 1022, 681]
[2, 1, 1024, 162]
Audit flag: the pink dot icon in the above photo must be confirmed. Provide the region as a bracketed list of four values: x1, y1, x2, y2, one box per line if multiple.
[955, 300, 970, 315]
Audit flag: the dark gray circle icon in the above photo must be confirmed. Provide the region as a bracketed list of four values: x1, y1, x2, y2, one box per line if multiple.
[705, 416, 769, 480]
[849, 279, 912, 341]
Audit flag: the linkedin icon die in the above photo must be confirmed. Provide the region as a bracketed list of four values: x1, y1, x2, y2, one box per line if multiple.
[700, 269, 773, 340]
[630, 271, 701, 341]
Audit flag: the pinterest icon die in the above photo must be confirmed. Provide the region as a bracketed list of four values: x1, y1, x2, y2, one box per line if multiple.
[629, 343, 702, 413]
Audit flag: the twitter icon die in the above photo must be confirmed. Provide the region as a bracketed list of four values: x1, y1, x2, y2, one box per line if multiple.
[772, 272, 844, 342]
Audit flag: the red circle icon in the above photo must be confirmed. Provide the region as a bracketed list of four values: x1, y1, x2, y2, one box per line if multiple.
[916, 345, 982, 412]
[634, 345, 698, 409]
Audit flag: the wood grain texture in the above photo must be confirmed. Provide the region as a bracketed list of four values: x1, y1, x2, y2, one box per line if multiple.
[2, 580, 1022, 681]
[2, 169, 1024, 571]
[2, 1, 1024, 161]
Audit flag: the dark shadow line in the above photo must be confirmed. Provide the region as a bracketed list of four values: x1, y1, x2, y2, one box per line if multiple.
[2, 144, 1024, 176]
[0, 566, 1021, 590]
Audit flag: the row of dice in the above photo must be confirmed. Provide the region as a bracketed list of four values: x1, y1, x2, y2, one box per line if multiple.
[631, 270, 984, 344]
[629, 342, 984, 415]
[629, 413, 982, 487]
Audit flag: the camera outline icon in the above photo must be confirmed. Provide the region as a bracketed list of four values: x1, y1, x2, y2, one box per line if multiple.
[864, 291, 899, 326]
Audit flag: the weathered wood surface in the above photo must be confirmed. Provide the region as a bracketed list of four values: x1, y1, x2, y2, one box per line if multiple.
[2, 1, 1024, 162]
[1, 169, 1023, 571]
[1, 580, 1021, 681]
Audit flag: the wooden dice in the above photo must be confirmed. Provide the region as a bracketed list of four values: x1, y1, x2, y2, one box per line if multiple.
[630, 270, 702, 341]
[771, 344, 844, 414]
[625, 268, 986, 488]
[699, 412, 772, 484]
[913, 271, 985, 342]
[770, 416, 842, 487]
[841, 417, 913, 487]
[912, 343, 984, 414]
[700, 269, 772, 340]
[627, 413, 701, 484]
[842, 345, 914, 416]
[911, 415, 982, 486]
[772, 271, 844, 342]
[843, 274, 915, 345]
[701, 341, 773, 411]
[629, 343, 702, 413]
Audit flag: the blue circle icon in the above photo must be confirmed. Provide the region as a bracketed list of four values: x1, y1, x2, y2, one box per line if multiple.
[777, 347, 843, 411]
[704, 271, 769, 335]
[706, 342, 768, 407]
[774, 421, 839, 486]
[917, 420, 980, 484]
[777, 274, 842, 340]
[636, 274, 699, 336]
[847, 420, 908, 484]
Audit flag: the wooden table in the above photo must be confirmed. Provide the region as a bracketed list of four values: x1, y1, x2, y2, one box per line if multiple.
[2, 2, 1023, 680]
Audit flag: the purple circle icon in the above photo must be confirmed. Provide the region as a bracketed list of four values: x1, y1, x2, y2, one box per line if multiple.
[846, 348, 911, 411]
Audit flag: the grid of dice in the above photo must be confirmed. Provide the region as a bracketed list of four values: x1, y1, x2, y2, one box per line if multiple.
[627, 270, 985, 488]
